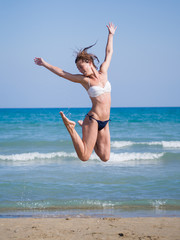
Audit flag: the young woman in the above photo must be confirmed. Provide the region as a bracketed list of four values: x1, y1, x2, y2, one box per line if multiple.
[34, 22, 117, 162]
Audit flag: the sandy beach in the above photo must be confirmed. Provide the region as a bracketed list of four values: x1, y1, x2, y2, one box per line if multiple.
[0, 217, 180, 240]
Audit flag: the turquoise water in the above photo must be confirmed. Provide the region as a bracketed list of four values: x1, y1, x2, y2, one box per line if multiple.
[0, 107, 180, 217]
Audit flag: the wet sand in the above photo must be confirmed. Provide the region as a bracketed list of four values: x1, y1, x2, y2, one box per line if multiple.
[0, 217, 180, 240]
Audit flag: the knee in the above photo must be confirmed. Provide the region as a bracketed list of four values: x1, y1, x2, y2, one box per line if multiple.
[80, 157, 89, 162]
[78, 154, 90, 162]
[100, 155, 110, 162]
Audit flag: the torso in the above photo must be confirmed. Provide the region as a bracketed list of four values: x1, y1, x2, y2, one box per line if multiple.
[83, 72, 111, 121]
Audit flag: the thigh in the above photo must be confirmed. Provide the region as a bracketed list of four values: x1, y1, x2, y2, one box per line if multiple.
[94, 123, 111, 161]
[82, 115, 99, 155]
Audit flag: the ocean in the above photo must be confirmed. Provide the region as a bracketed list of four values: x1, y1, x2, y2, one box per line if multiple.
[0, 107, 180, 218]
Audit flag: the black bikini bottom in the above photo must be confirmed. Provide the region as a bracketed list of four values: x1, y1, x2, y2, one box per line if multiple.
[86, 114, 110, 131]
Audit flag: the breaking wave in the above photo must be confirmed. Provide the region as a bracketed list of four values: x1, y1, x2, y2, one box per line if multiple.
[111, 141, 180, 149]
[0, 151, 164, 163]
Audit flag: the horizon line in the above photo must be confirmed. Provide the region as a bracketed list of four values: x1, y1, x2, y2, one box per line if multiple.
[0, 106, 180, 109]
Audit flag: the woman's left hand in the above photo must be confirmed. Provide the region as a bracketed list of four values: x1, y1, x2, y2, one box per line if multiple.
[106, 22, 117, 35]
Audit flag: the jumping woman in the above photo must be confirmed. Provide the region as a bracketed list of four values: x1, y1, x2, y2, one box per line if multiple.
[34, 22, 117, 162]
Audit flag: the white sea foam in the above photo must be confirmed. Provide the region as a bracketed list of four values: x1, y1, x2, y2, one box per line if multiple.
[109, 152, 164, 162]
[85, 200, 116, 208]
[111, 141, 134, 148]
[0, 151, 164, 163]
[161, 141, 180, 148]
[90, 152, 164, 163]
[111, 141, 180, 148]
[145, 141, 180, 148]
[0, 152, 78, 161]
[150, 200, 167, 209]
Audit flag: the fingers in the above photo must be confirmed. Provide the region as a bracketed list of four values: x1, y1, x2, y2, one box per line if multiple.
[34, 57, 38, 63]
[106, 22, 117, 34]
[34, 57, 42, 65]
[107, 22, 117, 30]
[34, 57, 40, 62]
[109, 22, 117, 29]
[108, 22, 113, 28]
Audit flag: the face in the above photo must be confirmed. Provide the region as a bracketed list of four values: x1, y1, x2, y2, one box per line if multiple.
[76, 60, 93, 76]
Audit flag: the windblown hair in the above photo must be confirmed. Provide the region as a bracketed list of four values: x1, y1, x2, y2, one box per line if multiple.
[75, 42, 99, 69]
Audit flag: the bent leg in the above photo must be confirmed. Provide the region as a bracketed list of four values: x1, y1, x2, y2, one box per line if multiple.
[94, 123, 111, 162]
[60, 112, 98, 161]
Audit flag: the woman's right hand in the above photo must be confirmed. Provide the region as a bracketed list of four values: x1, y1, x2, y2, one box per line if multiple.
[34, 57, 46, 66]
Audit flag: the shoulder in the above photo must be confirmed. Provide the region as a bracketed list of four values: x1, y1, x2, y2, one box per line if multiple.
[99, 62, 109, 74]
[77, 75, 90, 90]
[98, 69, 108, 80]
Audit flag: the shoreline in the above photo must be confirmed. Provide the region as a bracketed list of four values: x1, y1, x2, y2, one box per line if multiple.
[1, 208, 180, 219]
[1, 217, 180, 240]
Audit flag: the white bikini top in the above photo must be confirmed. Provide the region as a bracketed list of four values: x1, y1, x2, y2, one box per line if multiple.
[87, 80, 111, 98]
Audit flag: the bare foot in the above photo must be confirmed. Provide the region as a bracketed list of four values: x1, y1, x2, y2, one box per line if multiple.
[60, 111, 76, 134]
[78, 120, 83, 127]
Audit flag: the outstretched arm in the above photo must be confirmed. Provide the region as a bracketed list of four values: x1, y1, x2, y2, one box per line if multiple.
[34, 57, 86, 84]
[100, 23, 117, 74]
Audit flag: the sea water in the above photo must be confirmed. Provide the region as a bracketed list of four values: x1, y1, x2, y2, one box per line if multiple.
[0, 107, 180, 218]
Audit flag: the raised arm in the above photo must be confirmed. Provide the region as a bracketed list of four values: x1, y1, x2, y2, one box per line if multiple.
[34, 57, 87, 84]
[100, 23, 117, 74]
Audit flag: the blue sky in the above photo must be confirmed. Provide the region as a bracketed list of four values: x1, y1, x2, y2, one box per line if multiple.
[0, 0, 180, 108]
